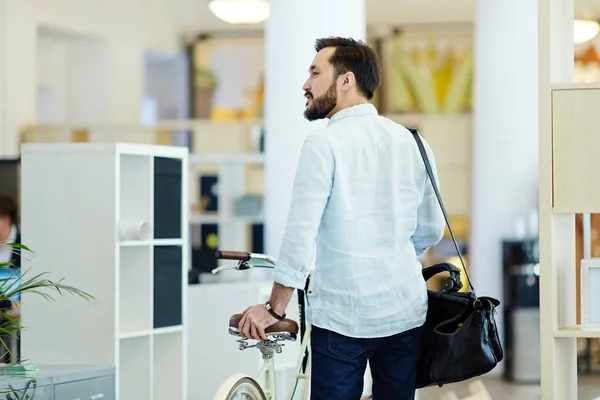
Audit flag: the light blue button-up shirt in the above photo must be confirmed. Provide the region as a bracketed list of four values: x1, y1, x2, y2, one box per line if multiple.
[272, 103, 446, 338]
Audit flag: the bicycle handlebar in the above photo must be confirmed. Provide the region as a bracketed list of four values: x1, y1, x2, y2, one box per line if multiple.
[214, 250, 251, 261]
[212, 249, 277, 275]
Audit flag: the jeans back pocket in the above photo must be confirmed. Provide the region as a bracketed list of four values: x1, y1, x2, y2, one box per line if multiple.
[328, 330, 370, 360]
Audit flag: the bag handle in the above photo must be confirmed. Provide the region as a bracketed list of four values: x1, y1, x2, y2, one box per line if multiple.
[422, 263, 463, 293]
[409, 128, 475, 293]
[422, 263, 461, 282]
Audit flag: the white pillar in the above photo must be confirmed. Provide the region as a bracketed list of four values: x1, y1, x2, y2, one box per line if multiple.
[471, 0, 542, 375]
[264, 0, 366, 257]
[540, 0, 576, 398]
[472, 0, 573, 380]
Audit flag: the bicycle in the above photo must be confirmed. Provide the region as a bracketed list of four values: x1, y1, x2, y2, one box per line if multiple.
[209, 250, 313, 400]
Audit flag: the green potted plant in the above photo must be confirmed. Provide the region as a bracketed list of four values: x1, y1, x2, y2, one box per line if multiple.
[194, 69, 217, 118]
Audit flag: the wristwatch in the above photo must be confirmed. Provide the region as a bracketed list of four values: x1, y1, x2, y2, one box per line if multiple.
[265, 301, 286, 320]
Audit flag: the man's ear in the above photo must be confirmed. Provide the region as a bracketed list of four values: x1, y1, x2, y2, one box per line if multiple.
[339, 71, 356, 92]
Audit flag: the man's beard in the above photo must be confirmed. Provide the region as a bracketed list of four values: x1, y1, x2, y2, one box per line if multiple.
[304, 82, 337, 121]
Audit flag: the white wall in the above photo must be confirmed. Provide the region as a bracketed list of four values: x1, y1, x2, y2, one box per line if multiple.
[36, 28, 110, 124]
[143, 0, 178, 54]
[0, 0, 181, 157]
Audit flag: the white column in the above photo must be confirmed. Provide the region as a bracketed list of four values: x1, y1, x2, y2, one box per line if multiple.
[540, 0, 576, 399]
[264, 0, 366, 256]
[471, 2, 542, 374]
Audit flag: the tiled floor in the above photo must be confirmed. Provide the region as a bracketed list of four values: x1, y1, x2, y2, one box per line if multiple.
[416, 375, 600, 400]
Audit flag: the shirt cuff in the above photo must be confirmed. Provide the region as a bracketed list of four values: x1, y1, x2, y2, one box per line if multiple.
[271, 259, 309, 290]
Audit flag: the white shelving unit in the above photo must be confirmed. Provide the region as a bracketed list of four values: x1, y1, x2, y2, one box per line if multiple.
[540, 82, 600, 399]
[19, 142, 188, 400]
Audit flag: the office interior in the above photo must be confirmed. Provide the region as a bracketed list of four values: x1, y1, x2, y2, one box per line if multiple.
[0, 0, 599, 399]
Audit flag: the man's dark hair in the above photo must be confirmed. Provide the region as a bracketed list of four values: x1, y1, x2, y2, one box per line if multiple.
[315, 36, 381, 100]
[0, 191, 17, 224]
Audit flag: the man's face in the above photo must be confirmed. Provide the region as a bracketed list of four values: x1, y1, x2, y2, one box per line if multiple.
[303, 48, 338, 121]
[0, 215, 10, 239]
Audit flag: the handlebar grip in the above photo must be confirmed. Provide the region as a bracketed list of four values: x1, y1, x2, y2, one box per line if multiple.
[215, 250, 251, 261]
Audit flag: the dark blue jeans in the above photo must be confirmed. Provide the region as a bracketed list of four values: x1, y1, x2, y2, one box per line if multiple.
[310, 324, 423, 400]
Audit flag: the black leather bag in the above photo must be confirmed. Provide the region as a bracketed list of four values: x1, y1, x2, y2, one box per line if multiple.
[410, 128, 504, 388]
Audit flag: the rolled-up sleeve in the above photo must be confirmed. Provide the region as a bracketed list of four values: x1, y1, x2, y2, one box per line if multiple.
[272, 136, 334, 289]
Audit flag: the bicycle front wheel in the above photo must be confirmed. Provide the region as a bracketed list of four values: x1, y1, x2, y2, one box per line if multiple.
[225, 376, 267, 400]
[213, 373, 267, 400]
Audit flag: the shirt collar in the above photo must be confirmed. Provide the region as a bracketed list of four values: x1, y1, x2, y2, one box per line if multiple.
[327, 103, 378, 126]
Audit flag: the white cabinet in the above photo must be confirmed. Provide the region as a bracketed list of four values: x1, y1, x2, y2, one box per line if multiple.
[20, 142, 188, 400]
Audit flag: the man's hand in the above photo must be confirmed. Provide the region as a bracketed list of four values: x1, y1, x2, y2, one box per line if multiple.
[239, 304, 279, 341]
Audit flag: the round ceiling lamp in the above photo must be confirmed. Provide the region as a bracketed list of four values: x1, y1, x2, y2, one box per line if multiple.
[208, 0, 270, 24]
[574, 19, 600, 43]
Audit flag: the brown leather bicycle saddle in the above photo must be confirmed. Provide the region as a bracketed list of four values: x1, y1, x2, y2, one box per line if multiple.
[229, 313, 299, 335]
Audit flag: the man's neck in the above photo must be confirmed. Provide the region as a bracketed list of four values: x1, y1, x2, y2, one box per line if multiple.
[328, 97, 369, 119]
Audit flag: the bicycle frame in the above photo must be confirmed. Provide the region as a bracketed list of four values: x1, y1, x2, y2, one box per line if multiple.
[255, 345, 277, 400]
[285, 324, 312, 400]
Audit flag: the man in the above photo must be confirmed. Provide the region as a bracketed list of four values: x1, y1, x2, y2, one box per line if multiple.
[0, 191, 20, 270]
[0, 191, 21, 365]
[238, 37, 445, 399]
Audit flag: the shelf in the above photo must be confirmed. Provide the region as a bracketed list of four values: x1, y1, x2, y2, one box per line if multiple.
[119, 246, 151, 335]
[189, 153, 264, 166]
[119, 154, 152, 240]
[189, 214, 264, 225]
[119, 239, 182, 246]
[153, 331, 183, 399]
[119, 336, 151, 400]
[154, 239, 183, 246]
[553, 325, 600, 338]
[551, 82, 600, 91]
[189, 214, 219, 224]
[154, 325, 183, 336]
[120, 240, 152, 247]
[119, 330, 152, 340]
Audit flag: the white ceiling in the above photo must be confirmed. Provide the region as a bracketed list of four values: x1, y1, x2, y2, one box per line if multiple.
[174, 0, 475, 36]
[174, 0, 600, 38]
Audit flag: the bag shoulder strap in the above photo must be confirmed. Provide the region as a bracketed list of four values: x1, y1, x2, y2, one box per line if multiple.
[409, 127, 475, 293]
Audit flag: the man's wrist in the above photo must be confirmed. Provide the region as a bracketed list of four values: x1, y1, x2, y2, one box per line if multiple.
[265, 301, 286, 320]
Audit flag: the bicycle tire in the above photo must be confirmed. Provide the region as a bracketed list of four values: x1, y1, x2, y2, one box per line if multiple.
[213, 374, 267, 400]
